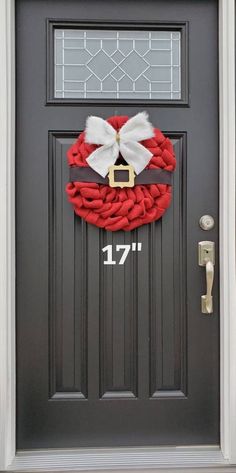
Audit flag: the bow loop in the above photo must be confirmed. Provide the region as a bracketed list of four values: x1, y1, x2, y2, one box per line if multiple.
[85, 112, 154, 178]
[119, 112, 154, 143]
[85, 116, 116, 146]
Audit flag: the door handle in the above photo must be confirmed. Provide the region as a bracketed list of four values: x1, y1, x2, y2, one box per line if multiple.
[198, 241, 215, 314]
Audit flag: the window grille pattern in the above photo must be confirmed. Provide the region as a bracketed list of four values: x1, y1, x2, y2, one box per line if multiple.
[54, 29, 181, 100]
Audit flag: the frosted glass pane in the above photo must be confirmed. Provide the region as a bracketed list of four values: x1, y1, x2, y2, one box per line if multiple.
[64, 30, 83, 39]
[64, 81, 84, 91]
[64, 39, 84, 48]
[54, 29, 181, 99]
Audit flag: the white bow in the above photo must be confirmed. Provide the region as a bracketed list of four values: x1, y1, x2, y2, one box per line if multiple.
[85, 112, 154, 178]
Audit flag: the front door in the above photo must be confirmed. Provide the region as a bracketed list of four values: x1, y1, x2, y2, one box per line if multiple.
[16, 0, 219, 449]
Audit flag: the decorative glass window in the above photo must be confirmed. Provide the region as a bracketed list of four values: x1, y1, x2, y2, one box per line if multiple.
[54, 29, 181, 100]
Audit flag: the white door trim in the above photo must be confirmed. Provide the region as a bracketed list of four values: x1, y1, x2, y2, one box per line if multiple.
[0, 0, 16, 470]
[0, 0, 235, 471]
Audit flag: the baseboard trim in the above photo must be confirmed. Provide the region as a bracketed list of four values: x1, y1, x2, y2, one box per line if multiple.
[7, 446, 232, 472]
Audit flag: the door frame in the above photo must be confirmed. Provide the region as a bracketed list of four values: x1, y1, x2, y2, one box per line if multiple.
[0, 0, 235, 471]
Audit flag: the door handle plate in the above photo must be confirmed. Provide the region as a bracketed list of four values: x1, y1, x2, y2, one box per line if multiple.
[198, 241, 215, 314]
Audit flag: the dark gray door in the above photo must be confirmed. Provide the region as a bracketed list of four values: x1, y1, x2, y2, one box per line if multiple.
[16, 0, 219, 449]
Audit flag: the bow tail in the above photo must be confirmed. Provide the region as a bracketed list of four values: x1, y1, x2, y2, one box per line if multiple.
[119, 141, 153, 175]
[86, 143, 119, 178]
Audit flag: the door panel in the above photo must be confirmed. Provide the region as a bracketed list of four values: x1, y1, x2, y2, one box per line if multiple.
[49, 132, 186, 401]
[16, 0, 219, 449]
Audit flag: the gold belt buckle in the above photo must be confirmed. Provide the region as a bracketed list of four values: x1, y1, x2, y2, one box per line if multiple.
[108, 164, 136, 188]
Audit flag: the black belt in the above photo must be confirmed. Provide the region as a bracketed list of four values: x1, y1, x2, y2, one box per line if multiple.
[70, 166, 173, 186]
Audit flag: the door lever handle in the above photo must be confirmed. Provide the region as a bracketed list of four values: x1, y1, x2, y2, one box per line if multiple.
[203, 260, 214, 313]
[198, 241, 215, 314]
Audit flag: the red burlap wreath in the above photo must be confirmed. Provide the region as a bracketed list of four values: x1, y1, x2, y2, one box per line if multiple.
[66, 115, 176, 231]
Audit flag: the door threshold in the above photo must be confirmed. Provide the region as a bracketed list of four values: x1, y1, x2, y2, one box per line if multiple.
[8, 446, 231, 472]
